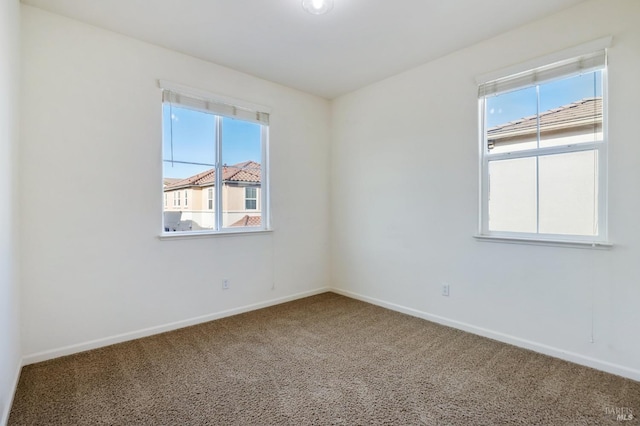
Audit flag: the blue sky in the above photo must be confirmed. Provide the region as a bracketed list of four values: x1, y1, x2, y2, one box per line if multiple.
[486, 70, 602, 128]
[162, 70, 601, 179]
[163, 105, 261, 179]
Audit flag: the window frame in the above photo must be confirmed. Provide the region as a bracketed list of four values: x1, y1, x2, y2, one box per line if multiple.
[476, 42, 611, 247]
[245, 187, 258, 210]
[159, 80, 271, 237]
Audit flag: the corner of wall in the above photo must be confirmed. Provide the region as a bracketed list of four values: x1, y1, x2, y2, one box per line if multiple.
[0, 0, 23, 424]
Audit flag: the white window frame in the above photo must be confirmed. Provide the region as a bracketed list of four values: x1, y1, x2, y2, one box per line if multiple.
[476, 38, 612, 248]
[207, 187, 214, 210]
[159, 80, 271, 237]
[245, 187, 258, 210]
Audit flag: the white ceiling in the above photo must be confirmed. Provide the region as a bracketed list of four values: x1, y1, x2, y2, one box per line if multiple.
[21, 0, 587, 99]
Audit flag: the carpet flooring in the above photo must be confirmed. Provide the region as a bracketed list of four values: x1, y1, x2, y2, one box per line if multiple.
[9, 292, 640, 425]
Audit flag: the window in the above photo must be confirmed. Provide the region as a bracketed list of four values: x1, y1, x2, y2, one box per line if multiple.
[161, 82, 269, 234]
[174, 191, 180, 207]
[478, 49, 608, 243]
[245, 187, 257, 210]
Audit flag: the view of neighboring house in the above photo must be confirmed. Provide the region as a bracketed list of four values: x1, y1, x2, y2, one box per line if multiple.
[487, 97, 602, 151]
[487, 97, 602, 236]
[163, 160, 262, 231]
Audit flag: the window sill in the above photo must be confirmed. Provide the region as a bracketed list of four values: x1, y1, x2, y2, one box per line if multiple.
[159, 229, 272, 240]
[473, 234, 612, 249]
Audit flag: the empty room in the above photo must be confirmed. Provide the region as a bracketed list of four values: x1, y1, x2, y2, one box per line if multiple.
[1, 0, 640, 424]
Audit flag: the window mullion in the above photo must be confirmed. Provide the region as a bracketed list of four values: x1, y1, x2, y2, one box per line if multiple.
[214, 116, 223, 231]
[535, 156, 540, 235]
[535, 85, 540, 234]
[260, 126, 269, 230]
[597, 68, 608, 240]
[479, 97, 489, 235]
[486, 142, 603, 161]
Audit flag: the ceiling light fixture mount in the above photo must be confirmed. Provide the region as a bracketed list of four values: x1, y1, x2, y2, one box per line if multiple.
[302, 0, 334, 15]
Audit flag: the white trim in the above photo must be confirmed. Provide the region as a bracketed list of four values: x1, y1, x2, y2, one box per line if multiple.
[599, 63, 610, 242]
[473, 234, 612, 249]
[214, 115, 223, 230]
[157, 79, 272, 115]
[331, 288, 640, 382]
[22, 287, 330, 366]
[15, 286, 639, 392]
[478, 98, 488, 235]
[476, 36, 613, 85]
[486, 142, 603, 162]
[1, 360, 22, 426]
[261, 125, 271, 230]
[159, 229, 273, 240]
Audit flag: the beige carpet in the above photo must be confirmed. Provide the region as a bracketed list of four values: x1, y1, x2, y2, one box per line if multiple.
[9, 292, 640, 425]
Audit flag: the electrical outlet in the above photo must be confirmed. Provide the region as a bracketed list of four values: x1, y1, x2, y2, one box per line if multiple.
[222, 279, 230, 290]
[442, 283, 450, 297]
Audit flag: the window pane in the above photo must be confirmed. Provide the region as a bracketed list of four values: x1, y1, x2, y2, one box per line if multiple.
[221, 117, 263, 228]
[539, 71, 602, 148]
[538, 150, 598, 236]
[163, 163, 216, 232]
[162, 105, 216, 227]
[162, 104, 217, 233]
[162, 105, 215, 166]
[488, 157, 537, 233]
[486, 86, 537, 154]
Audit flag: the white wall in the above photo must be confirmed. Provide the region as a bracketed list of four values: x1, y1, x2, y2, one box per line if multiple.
[0, 0, 21, 423]
[331, 0, 640, 380]
[17, 0, 640, 386]
[20, 6, 331, 360]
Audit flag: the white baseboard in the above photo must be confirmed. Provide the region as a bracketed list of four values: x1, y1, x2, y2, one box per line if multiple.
[331, 288, 640, 382]
[20, 286, 640, 382]
[22, 287, 331, 366]
[1, 359, 22, 426]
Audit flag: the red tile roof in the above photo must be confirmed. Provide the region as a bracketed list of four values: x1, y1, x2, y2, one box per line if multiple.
[488, 97, 602, 140]
[229, 215, 261, 227]
[164, 161, 261, 191]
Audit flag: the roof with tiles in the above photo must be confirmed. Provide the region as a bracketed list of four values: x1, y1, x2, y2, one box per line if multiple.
[164, 161, 261, 191]
[163, 177, 182, 186]
[229, 215, 261, 227]
[488, 97, 602, 140]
